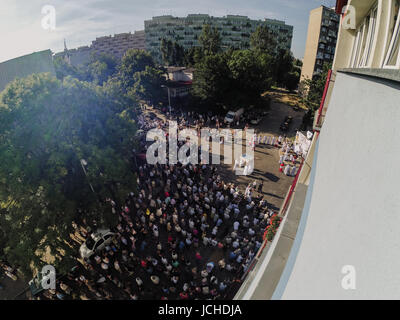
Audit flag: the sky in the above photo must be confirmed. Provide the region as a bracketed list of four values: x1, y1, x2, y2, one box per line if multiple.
[0, 0, 337, 63]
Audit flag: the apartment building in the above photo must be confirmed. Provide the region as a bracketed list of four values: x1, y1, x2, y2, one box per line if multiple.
[144, 14, 293, 61]
[301, 6, 340, 81]
[55, 30, 145, 66]
[164, 67, 195, 98]
[91, 30, 145, 59]
[0, 50, 55, 93]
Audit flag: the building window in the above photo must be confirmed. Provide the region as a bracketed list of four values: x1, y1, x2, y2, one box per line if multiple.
[349, 2, 378, 68]
[349, 24, 365, 67]
[359, 5, 378, 67]
[383, 0, 400, 67]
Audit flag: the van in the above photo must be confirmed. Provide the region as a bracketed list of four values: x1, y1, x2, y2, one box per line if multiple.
[224, 108, 244, 124]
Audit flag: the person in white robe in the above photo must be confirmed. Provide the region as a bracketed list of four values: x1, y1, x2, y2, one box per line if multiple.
[247, 163, 253, 175]
[233, 159, 239, 171]
[284, 164, 290, 175]
[262, 136, 267, 144]
[243, 165, 248, 176]
[279, 155, 284, 164]
[245, 185, 251, 197]
[290, 165, 297, 176]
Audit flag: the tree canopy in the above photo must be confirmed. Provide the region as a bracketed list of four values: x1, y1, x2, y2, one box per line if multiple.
[161, 39, 185, 67]
[199, 24, 222, 56]
[299, 62, 332, 130]
[192, 49, 274, 112]
[54, 53, 118, 86]
[250, 25, 277, 54]
[118, 49, 156, 90]
[192, 25, 300, 110]
[0, 73, 138, 275]
[119, 49, 166, 105]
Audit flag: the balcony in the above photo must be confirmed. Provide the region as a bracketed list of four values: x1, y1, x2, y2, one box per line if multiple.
[321, 20, 330, 27]
[329, 31, 337, 38]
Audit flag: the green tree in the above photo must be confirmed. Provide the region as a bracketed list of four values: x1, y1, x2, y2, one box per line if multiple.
[161, 38, 174, 66]
[273, 49, 294, 87]
[119, 49, 155, 90]
[87, 53, 118, 85]
[304, 62, 331, 105]
[250, 25, 277, 53]
[199, 24, 222, 56]
[53, 56, 88, 81]
[0, 73, 137, 276]
[131, 66, 166, 105]
[192, 50, 274, 112]
[300, 63, 332, 129]
[184, 47, 204, 67]
[227, 50, 273, 107]
[161, 39, 185, 66]
[285, 71, 300, 92]
[192, 53, 231, 111]
[172, 42, 185, 66]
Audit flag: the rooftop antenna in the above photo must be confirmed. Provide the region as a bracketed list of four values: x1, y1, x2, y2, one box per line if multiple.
[63, 38, 71, 65]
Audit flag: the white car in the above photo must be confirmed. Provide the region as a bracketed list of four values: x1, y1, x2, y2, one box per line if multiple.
[250, 118, 261, 125]
[224, 111, 236, 124]
[79, 229, 116, 259]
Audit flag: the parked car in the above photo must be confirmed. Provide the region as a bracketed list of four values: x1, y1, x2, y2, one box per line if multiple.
[224, 108, 244, 124]
[280, 116, 293, 132]
[250, 118, 262, 125]
[79, 229, 116, 259]
[28, 265, 79, 297]
[280, 123, 288, 132]
[224, 111, 236, 124]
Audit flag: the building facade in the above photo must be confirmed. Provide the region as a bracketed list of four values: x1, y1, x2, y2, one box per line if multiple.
[144, 14, 293, 61]
[91, 30, 145, 59]
[300, 6, 340, 81]
[55, 30, 145, 66]
[164, 67, 194, 98]
[0, 50, 55, 93]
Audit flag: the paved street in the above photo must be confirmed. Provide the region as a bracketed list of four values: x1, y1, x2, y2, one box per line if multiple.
[218, 100, 304, 212]
[0, 274, 28, 300]
[146, 99, 305, 214]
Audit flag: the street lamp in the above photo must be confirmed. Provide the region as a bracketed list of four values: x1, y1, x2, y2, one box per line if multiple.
[80, 159, 95, 194]
[132, 148, 138, 168]
[161, 85, 172, 116]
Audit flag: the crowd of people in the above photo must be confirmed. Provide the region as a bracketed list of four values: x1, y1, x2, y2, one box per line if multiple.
[278, 140, 300, 177]
[0, 104, 301, 300]
[30, 106, 287, 300]
[34, 161, 276, 300]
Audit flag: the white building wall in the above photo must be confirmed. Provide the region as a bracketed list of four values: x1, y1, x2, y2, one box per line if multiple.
[275, 71, 400, 299]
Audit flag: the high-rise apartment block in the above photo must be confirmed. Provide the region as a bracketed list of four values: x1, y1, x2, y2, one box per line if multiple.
[91, 30, 145, 59]
[0, 50, 55, 93]
[144, 14, 293, 61]
[55, 30, 145, 66]
[301, 6, 340, 80]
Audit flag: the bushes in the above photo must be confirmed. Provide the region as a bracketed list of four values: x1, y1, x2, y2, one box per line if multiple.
[263, 214, 282, 242]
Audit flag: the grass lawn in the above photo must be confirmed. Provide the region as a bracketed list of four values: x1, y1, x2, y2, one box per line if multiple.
[263, 87, 309, 111]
